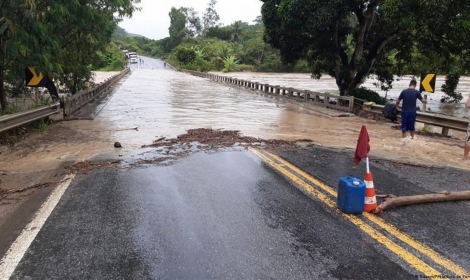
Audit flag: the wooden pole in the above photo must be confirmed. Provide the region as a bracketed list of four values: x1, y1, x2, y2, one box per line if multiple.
[374, 191, 470, 213]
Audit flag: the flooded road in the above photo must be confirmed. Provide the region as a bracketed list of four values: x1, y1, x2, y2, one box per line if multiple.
[219, 72, 470, 118]
[2, 56, 470, 173]
[2, 57, 470, 279]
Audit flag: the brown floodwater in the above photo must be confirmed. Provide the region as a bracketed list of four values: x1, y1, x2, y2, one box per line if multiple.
[219, 72, 470, 118]
[2, 58, 470, 174]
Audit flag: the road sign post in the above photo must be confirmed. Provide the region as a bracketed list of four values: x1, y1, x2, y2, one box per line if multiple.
[419, 73, 436, 93]
[419, 73, 436, 112]
[25, 67, 46, 87]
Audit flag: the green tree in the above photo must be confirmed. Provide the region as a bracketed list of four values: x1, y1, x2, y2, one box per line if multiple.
[182, 7, 202, 37]
[168, 7, 187, 51]
[261, 0, 470, 96]
[203, 0, 220, 31]
[0, 0, 138, 110]
[174, 45, 196, 65]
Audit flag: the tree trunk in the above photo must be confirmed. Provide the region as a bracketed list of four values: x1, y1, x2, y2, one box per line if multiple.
[72, 74, 78, 95]
[375, 191, 470, 213]
[0, 62, 6, 111]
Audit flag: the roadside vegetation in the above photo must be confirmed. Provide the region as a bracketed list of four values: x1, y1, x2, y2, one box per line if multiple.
[0, 0, 139, 114]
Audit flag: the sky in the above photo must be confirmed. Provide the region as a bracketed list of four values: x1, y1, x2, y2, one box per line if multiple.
[119, 0, 263, 40]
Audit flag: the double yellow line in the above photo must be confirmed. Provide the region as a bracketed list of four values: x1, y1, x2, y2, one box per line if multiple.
[250, 148, 468, 277]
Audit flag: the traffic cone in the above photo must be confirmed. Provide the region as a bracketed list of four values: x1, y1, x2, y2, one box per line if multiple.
[364, 172, 377, 212]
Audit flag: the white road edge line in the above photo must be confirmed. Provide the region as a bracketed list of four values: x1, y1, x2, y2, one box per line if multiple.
[0, 174, 76, 280]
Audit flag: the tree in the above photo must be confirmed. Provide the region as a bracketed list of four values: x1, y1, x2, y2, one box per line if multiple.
[182, 7, 202, 37]
[168, 7, 187, 50]
[205, 26, 232, 41]
[261, 0, 470, 96]
[203, 0, 220, 31]
[174, 45, 196, 65]
[0, 0, 139, 110]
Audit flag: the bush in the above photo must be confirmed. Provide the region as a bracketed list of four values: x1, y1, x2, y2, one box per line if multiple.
[185, 58, 214, 72]
[174, 45, 196, 65]
[234, 64, 256, 72]
[441, 72, 463, 103]
[349, 87, 386, 105]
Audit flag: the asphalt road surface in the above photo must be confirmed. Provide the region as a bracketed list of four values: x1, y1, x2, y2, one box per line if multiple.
[1, 57, 469, 279]
[5, 151, 408, 279]
[2, 146, 469, 279]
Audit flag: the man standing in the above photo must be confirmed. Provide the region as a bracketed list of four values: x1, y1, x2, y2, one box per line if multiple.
[396, 80, 427, 139]
[464, 94, 470, 160]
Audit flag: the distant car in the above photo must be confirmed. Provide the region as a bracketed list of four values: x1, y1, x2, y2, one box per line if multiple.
[130, 57, 138, 64]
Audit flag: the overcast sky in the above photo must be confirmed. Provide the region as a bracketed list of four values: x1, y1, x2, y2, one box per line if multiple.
[119, 0, 263, 40]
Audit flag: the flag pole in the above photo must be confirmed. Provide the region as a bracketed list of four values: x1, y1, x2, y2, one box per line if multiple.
[366, 157, 370, 174]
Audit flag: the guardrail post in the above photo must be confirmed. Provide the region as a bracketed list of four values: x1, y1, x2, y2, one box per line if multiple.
[324, 93, 330, 107]
[304, 90, 310, 102]
[442, 127, 449, 136]
[64, 96, 71, 119]
[349, 96, 355, 112]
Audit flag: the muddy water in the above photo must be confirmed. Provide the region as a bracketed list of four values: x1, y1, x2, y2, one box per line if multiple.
[2, 58, 470, 174]
[219, 72, 470, 118]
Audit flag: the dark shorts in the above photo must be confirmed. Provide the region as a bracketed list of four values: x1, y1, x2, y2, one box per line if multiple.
[401, 112, 417, 132]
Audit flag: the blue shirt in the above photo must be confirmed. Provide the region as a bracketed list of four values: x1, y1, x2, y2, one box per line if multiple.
[398, 89, 423, 112]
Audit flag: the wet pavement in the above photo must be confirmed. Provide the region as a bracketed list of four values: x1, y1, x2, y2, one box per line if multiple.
[8, 151, 414, 279]
[1, 56, 470, 279]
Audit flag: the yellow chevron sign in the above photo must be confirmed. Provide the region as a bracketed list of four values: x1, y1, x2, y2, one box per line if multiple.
[419, 73, 436, 93]
[26, 67, 45, 87]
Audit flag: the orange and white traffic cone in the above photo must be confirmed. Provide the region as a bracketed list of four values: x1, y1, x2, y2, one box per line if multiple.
[364, 172, 377, 212]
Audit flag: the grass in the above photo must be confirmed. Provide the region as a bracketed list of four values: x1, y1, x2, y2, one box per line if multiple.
[0, 104, 23, 116]
[422, 124, 432, 133]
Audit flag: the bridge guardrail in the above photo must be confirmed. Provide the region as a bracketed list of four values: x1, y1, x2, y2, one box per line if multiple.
[0, 103, 60, 133]
[362, 103, 468, 136]
[182, 69, 469, 136]
[182, 70, 355, 113]
[64, 68, 130, 119]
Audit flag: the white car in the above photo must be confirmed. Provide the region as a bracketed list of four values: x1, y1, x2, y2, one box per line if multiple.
[130, 56, 138, 64]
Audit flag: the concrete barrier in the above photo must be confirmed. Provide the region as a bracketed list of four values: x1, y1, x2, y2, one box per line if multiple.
[181, 70, 355, 113]
[64, 68, 130, 119]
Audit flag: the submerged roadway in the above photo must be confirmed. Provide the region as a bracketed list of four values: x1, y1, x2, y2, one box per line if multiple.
[0, 56, 469, 279]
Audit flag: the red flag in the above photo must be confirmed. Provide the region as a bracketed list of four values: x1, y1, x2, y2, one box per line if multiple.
[353, 125, 370, 164]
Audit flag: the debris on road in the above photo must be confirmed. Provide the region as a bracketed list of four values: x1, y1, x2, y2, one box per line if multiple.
[375, 190, 470, 213]
[114, 142, 122, 148]
[66, 160, 121, 174]
[142, 128, 312, 150]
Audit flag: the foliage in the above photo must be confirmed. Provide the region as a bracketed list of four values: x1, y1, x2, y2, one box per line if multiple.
[0, 104, 23, 115]
[223, 56, 238, 73]
[349, 88, 386, 105]
[174, 45, 196, 65]
[0, 0, 139, 109]
[168, 7, 187, 50]
[203, 0, 220, 31]
[182, 7, 203, 37]
[261, 0, 470, 96]
[205, 26, 233, 41]
[441, 73, 463, 103]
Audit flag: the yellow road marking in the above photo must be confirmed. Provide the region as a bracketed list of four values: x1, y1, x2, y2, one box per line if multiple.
[258, 149, 469, 275]
[260, 149, 468, 276]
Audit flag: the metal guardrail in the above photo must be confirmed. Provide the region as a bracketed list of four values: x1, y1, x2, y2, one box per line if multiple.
[363, 103, 468, 136]
[64, 68, 130, 118]
[182, 70, 355, 113]
[0, 103, 60, 133]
